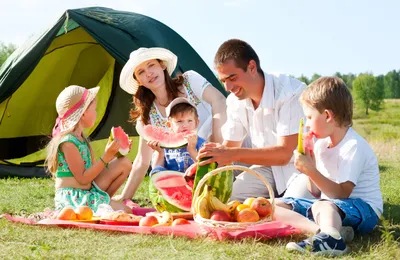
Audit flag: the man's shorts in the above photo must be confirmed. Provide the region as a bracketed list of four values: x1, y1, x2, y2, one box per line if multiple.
[280, 197, 380, 234]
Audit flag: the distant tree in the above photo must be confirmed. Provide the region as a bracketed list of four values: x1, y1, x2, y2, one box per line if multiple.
[353, 74, 384, 115]
[384, 70, 400, 98]
[344, 73, 356, 89]
[334, 72, 355, 89]
[310, 73, 321, 82]
[0, 42, 17, 66]
[298, 74, 310, 85]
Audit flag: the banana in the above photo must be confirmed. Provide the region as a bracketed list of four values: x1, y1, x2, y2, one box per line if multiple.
[195, 185, 212, 219]
[209, 194, 230, 213]
[227, 200, 241, 215]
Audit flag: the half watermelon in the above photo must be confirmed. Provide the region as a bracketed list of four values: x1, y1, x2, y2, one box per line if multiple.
[149, 171, 192, 213]
[135, 123, 187, 148]
[109, 126, 130, 157]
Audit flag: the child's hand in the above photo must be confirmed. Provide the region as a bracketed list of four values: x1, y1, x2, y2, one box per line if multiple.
[185, 132, 198, 149]
[294, 148, 316, 176]
[147, 140, 162, 153]
[104, 138, 121, 159]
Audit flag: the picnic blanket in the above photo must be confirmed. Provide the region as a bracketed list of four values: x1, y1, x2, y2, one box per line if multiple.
[3, 208, 300, 241]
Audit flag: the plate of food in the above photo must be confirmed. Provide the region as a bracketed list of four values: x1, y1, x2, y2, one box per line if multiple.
[99, 211, 142, 226]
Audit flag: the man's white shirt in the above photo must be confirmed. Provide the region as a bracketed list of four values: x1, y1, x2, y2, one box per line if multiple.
[222, 72, 306, 194]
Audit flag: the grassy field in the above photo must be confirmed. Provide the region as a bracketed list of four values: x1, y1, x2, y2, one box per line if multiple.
[1, 100, 400, 259]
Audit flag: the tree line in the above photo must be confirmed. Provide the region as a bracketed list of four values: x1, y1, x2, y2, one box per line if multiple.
[297, 70, 400, 115]
[1, 41, 398, 115]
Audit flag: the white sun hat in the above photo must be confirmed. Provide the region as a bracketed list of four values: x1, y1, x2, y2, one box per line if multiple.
[165, 97, 196, 118]
[52, 85, 100, 136]
[119, 47, 178, 95]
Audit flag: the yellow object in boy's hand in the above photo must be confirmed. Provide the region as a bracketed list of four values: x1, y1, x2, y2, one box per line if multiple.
[297, 118, 305, 155]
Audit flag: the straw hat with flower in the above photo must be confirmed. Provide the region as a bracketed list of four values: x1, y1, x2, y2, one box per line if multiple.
[52, 85, 99, 137]
[119, 47, 178, 95]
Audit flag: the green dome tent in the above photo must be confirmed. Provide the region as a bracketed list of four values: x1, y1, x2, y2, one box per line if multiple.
[0, 7, 225, 178]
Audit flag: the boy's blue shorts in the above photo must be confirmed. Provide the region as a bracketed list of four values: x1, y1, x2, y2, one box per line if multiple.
[280, 197, 380, 234]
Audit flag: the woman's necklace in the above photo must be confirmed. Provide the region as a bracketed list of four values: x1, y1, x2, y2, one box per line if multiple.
[155, 97, 170, 107]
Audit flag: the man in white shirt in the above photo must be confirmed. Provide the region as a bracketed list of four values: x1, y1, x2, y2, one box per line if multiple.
[198, 39, 313, 201]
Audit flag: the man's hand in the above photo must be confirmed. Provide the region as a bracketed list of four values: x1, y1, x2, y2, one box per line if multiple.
[197, 142, 233, 166]
[294, 148, 317, 176]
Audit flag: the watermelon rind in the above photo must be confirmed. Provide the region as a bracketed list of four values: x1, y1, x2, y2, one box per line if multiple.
[193, 158, 233, 204]
[149, 171, 192, 213]
[109, 127, 130, 157]
[135, 123, 188, 149]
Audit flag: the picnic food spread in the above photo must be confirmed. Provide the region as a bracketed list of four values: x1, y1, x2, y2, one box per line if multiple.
[193, 184, 272, 223]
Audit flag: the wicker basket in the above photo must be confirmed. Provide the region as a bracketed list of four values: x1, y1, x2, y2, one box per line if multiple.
[192, 165, 275, 230]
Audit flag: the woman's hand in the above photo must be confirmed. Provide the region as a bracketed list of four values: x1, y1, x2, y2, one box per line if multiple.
[294, 148, 316, 176]
[147, 140, 162, 153]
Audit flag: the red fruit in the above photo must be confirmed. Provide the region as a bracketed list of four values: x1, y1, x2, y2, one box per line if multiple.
[250, 197, 273, 218]
[210, 210, 231, 222]
[171, 218, 191, 226]
[139, 216, 159, 227]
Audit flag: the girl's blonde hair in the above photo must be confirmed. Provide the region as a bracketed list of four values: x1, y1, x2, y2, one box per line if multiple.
[45, 127, 93, 177]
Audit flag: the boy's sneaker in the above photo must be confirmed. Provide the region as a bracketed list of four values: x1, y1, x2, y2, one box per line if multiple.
[286, 227, 349, 256]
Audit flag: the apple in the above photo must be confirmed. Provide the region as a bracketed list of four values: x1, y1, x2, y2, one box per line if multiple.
[250, 197, 273, 218]
[139, 215, 159, 227]
[171, 218, 191, 226]
[210, 210, 231, 222]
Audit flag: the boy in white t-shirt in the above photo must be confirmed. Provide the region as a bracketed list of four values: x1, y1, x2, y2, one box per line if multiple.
[274, 77, 383, 256]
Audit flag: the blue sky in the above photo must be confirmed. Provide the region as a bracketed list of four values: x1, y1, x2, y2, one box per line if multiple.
[0, 0, 398, 78]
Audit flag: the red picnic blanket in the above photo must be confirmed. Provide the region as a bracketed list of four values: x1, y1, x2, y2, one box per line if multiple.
[3, 208, 300, 241]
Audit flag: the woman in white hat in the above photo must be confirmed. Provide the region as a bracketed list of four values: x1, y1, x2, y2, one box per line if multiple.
[46, 85, 132, 213]
[118, 47, 227, 201]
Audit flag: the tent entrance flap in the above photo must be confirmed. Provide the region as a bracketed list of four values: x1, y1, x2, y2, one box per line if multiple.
[0, 28, 114, 161]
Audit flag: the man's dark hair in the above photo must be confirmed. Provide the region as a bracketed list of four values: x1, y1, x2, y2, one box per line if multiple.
[214, 39, 263, 74]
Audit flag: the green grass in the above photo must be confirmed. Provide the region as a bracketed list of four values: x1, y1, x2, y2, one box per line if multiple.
[1, 100, 400, 259]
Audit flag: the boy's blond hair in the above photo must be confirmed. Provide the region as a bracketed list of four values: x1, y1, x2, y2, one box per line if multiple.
[300, 76, 353, 127]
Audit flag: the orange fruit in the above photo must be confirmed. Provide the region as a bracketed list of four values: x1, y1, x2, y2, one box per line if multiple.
[236, 208, 260, 222]
[234, 204, 250, 220]
[57, 207, 77, 220]
[76, 206, 93, 220]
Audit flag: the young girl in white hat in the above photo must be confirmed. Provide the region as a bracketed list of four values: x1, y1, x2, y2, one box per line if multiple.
[46, 85, 132, 213]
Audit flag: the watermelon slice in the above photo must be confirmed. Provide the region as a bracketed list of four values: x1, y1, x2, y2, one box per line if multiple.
[149, 171, 192, 212]
[109, 126, 130, 156]
[135, 123, 187, 148]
